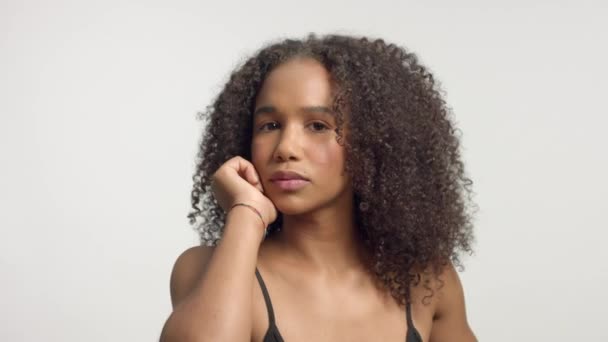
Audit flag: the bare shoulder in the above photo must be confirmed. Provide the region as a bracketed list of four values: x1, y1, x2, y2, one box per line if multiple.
[169, 245, 216, 309]
[426, 261, 477, 342]
[433, 262, 464, 314]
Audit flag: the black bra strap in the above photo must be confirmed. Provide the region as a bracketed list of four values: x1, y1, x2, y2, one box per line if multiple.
[406, 301, 414, 328]
[255, 267, 276, 325]
[406, 301, 423, 341]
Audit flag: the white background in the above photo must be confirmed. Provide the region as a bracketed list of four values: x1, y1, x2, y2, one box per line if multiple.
[1, 1, 607, 341]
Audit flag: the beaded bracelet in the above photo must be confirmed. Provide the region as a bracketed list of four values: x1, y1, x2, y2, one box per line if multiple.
[229, 202, 268, 237]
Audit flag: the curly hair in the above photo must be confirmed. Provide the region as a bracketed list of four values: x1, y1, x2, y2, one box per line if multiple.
[188, 33, 476, 306]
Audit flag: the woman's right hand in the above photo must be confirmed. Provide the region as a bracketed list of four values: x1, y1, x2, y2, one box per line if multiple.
[211, 156, 277, 228]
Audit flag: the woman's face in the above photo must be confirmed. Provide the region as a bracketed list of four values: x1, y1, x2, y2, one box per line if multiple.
[251, 57, 351, 215]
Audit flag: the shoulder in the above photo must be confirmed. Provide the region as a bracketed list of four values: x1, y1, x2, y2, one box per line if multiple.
[433, 262, 465, 315]
[169, 245, 216, 309]
[425, 261, 477, 342]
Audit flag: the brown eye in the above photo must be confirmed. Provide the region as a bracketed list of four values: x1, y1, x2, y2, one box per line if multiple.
[259, 122, 279, 131]
[310, 122, 329, 132]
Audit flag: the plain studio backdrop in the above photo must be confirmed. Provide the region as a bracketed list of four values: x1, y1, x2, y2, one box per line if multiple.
[1, 0, 607, 341]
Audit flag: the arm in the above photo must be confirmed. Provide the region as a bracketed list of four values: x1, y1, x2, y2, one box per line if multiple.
[428, 263, 477, 342]
[159, 207, 264, 342]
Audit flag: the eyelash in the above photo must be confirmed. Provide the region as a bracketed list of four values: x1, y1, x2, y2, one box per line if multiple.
[258, 122, 330, 132]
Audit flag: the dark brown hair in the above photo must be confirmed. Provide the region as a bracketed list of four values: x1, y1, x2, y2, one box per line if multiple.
[188, 33, 476, 306]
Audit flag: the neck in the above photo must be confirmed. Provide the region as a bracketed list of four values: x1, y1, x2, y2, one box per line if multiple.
[272, 195, 368, 275]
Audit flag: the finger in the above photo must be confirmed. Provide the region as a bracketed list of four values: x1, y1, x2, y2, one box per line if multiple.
[238, 158, 264, 192]
[234, 157, 259, 185]
[229, 156, 250, 179]
[245, 164, 260, 185]
[228, 156, 247, 172]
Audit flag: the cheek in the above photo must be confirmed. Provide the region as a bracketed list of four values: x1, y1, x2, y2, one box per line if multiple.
[312, 148, 332, 164]
[311, 144, 345, 169]
[250, 139, 267, 169]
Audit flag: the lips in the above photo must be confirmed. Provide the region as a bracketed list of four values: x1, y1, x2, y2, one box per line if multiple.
[269, 170, 309, 181]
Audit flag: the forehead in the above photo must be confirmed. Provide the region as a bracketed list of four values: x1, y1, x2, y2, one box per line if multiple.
[254, 58, 333, 108]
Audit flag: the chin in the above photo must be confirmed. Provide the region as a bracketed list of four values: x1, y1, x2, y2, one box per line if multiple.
[268, 194, 315, 216]
[269, 198, 305, 215]
[272, 193, 342, 217]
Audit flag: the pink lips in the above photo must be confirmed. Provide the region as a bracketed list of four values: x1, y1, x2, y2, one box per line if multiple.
[269, 170, 310, 191]
[271, 179, 310, 191]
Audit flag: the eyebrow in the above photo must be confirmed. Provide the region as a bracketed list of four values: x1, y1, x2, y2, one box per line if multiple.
[253, 105, 335, 117]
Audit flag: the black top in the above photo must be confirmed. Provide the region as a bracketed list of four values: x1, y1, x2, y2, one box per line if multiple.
[255, 268, 423, 342]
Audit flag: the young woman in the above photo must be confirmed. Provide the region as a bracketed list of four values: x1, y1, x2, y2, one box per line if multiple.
[160, 33, 477, 342]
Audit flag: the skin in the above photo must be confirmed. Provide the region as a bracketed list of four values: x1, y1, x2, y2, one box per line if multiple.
[168, 58, 476, 341]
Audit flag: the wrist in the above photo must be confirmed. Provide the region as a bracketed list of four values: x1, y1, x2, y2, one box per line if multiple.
[226, 205, 267, 239]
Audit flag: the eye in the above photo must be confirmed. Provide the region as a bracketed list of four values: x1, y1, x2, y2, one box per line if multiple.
[259, 122, 279, 131]
[310, 122, 329, 132]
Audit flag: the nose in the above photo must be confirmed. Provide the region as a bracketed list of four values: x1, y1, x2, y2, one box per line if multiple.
[273, 123, 301, 162]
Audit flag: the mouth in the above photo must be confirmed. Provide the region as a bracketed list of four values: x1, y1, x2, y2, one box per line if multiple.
[270, 178, 310, 191]
[269, 170, 310, 182]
